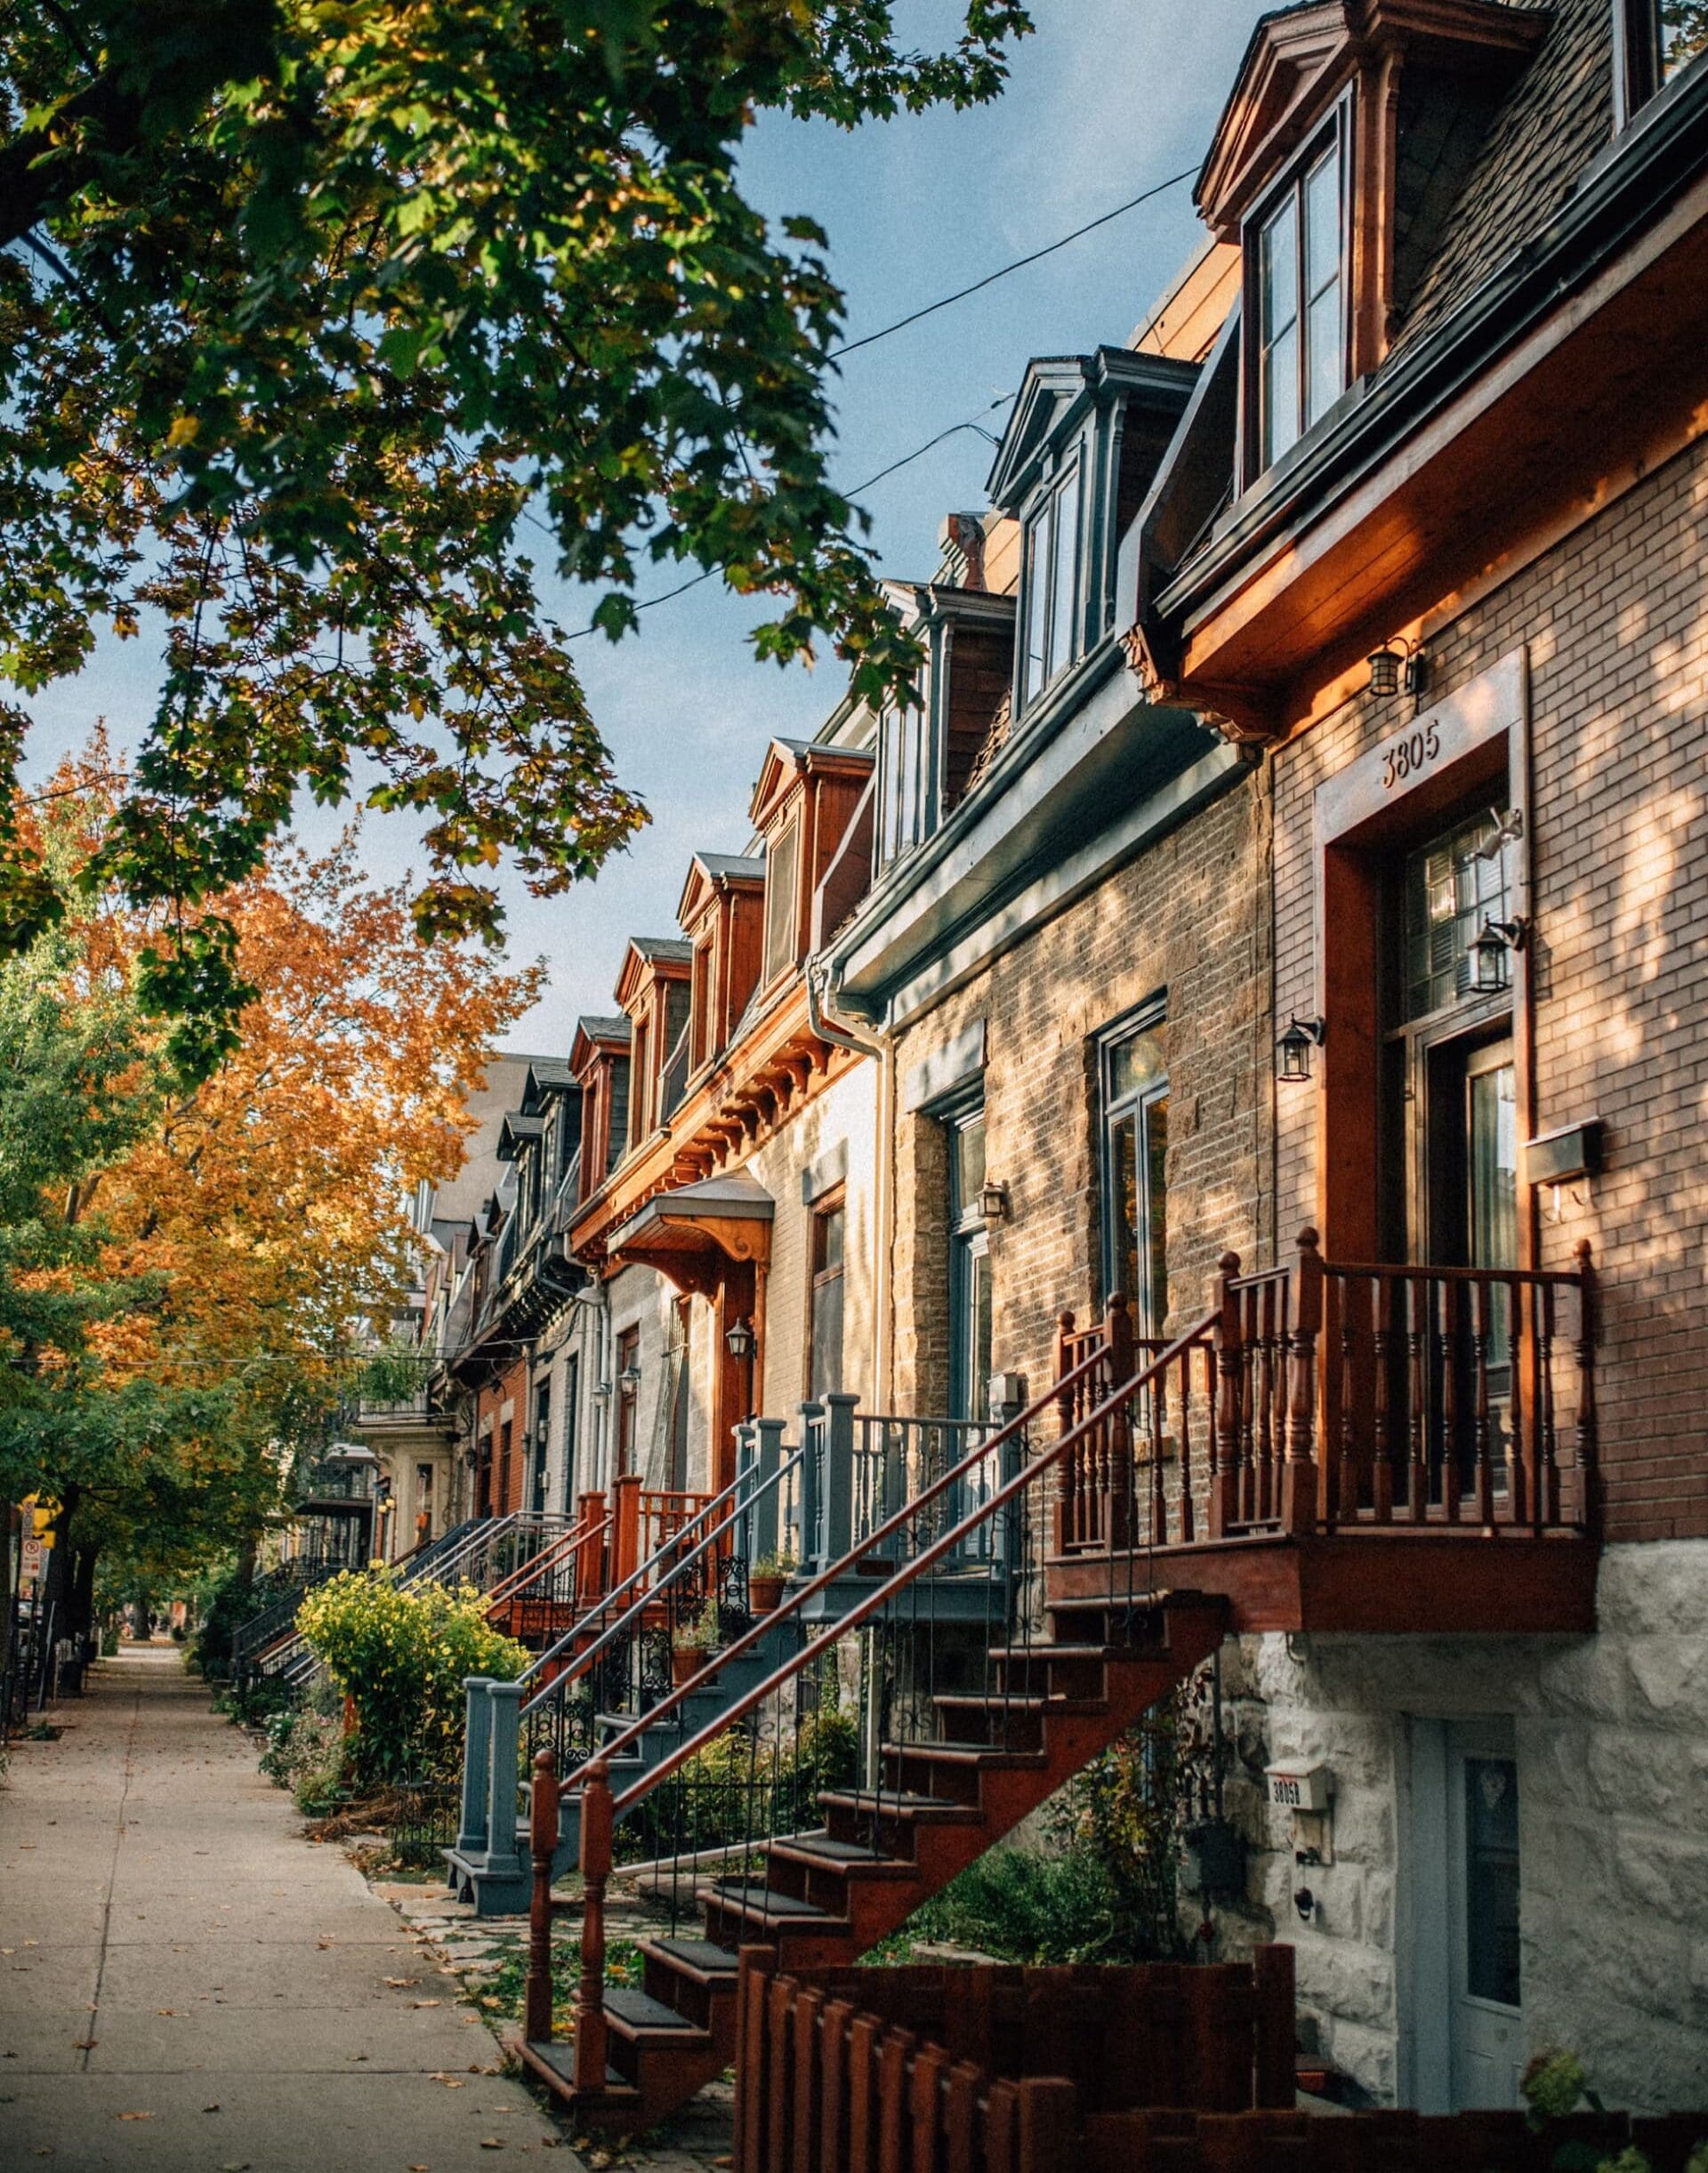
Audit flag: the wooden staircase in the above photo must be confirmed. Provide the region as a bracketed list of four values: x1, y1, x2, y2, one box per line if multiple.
[519, 1588, 1228, 2128]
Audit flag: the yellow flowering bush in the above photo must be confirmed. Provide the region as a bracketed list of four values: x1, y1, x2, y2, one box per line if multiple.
[296, 1572, 526, 1791]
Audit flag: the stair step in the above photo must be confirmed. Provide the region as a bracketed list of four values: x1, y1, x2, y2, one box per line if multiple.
[602, 1985, 711, 2044]
[764, 1831, 913, 1879]
[887, 1742, 1046, 1769]
[520, 2037, 638, 2102]
[818, 1789, 980, 1824]
[705, 1880, 837, 1919]
[638, 1936, 741, 1984]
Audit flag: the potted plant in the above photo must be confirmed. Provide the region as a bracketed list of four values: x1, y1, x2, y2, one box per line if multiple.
[747, 1549, 797, 1614]
[672, 1605, 721, 1689]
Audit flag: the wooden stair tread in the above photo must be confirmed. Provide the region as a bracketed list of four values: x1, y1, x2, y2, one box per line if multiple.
[705, 1880, 842, 1919]
[764, 1831, 913, 1877]
[639, 1936, 741, 1981]
[602, 1985, 713, 2041]
[818, 1788, 979, 1823]
[887, 1742, 1047, 1767]
[520, 2038, 637, 2100]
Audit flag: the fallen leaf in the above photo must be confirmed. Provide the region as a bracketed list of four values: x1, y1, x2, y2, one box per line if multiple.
[204, 2103, 222, 2113]
[71, 2039, 98, 2051]
[384, 1977, 421, 1989]
[117, 2111, 154, 2121]
[411, 1999, 440, 2008]
[155, 2008, 178, 2016]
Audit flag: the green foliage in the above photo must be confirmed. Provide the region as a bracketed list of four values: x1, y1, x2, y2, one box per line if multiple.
[0, 1, 1031, 1059]
[1524, 2051, 1597, 2124]
[259, 1698, 349, 1818]
[1043, 1695, 1188, 1962]
[673, 1601, 725, 1652]
[872, 1844, 1138, 1967]
[296, 1572, 526, 1792]
[752, 1549, 797, 1578]
[627, 1699, 858, 1863]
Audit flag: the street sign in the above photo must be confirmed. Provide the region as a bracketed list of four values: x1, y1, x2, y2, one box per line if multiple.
[20, 1536, 44, 1581]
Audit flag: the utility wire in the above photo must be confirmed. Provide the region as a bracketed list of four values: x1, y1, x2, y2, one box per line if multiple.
[827, 165, 1197, 360]
[559, 391, 1013, 642]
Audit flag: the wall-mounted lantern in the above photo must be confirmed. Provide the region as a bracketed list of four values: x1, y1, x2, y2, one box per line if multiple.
[723, 1317, 757, 1363]
[979, 1178, 1011, 1226]
[1470, 917, 1527, 996]
[617, 1360, 642, 1395]
[1276, 1015, 1326, 1084]
[591, 1378, 612, 1404]
[1366, 639, 1428, 700]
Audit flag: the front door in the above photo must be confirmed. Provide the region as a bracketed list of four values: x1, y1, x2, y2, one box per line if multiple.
[1408, 1716, 1526, 2110]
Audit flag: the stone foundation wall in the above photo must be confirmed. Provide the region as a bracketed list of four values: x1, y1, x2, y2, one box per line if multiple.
[1226, 1541, 1708, 2113]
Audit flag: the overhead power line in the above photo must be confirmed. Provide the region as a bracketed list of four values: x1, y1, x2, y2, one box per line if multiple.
[827, 165, 1197, 361]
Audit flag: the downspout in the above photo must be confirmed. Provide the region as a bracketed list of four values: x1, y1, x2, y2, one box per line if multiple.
[807, 959, 897, 1410]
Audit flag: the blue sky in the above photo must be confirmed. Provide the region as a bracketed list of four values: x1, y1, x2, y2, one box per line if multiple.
[26, 1, 1267, 1051]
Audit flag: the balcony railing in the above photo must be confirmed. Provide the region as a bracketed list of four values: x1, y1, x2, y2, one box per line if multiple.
[1053, 1230, 1596, 1560]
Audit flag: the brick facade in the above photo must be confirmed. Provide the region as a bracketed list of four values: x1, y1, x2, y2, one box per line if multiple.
[1273, 431, 1708, 1545]
[890, 770, 1272, 1415]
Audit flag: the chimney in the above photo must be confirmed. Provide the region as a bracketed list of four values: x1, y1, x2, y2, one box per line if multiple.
[940, 511, 987, 592]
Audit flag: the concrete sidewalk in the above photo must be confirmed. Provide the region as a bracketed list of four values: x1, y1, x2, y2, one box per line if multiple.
[0, 1646, 563, 2171]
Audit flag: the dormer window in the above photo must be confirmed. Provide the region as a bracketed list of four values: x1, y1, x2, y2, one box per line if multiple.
[878, 677, 932, 870]
[762, 814, 801, 986]
[1018, 457, 1082, 712]
[1253, 123, 1346, 474]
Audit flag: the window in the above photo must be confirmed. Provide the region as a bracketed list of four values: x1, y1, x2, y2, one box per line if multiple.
[629, 1020, 650, 1148]
[691, 938, 714, 1068]
[1399, 806, 1512, 1023]
[615, 1324, 640, 1477]
[1100, 1014, 1169, 1337]
[763, 817, 800, 986]
[808, 1194, 847, 1400]
[1019, 461, 1083, 711]
[604, 1058, 630, 1179]
[531, 1384, 551, 1515]
[947, 1106, 992, 1422]
[877, 688, 933, 872]
[1618, 0, 1708, 122]
[496, 1419, 513, 1514]
[1254, 128, 1345, 472]
[560, 1353, 580, 1513]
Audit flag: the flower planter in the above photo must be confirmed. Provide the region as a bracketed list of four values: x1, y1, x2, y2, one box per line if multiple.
[673, 1645, 711, 1688]
[748, 1574, 786, 1614]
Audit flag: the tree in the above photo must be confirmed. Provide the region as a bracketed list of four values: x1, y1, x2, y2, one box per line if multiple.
[0, 3, 1030, 1068]
[0, 737, 544, 1647]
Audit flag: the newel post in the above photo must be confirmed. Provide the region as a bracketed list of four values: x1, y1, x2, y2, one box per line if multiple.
[1104, 1292, 1136, 1549]
[483, 1680, 525, 1885]
[573, 1759, 613, 2092]
[822, 1394, 859, 1564]
[524, 1750, 560, 2045]
[1211, 1255, 1243, 1539]
[456, 1677, 495, 1858]
[1574, 1238, 1598, 1532]
[797, 1402, 826, 1570]
[749, 1417, 786, 1565]
[611, 1472, 642, 1589]
[1282, 1229, 1324, 1536]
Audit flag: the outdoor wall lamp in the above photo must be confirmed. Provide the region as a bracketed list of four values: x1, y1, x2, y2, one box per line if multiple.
[1366, 639, 1428, 700]
[979, 1178, 1011, 1225]
[591, 1379, 612, 1404]
[617, 1361, 642, 1394]
[724, 1317, 756, 1363]
[1276, 1015, 1326, 1084]
[1470, 918, 1527, 995]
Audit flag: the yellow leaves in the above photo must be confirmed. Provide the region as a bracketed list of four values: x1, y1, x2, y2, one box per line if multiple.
[165, 415, 200, 449]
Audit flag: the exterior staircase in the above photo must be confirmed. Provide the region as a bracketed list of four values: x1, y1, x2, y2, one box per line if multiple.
[514, 1305, 1233, 2131]
[522, 1589, 1227, 2127]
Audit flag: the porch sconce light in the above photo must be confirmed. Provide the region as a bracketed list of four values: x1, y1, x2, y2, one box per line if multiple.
[1276, 1015, 1326, 1084]
[591, 1378, 612, 1404]
[1470, 918, 1527, 996]
[724, 1317, 757, 1363]
[979, 1178, 1011, 1225]
[1366, 639, 1428, 700]
[617, 1361, 642, 1394]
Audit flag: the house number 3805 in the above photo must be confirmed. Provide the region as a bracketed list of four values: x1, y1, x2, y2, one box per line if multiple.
[1381, 720, 1441, 790]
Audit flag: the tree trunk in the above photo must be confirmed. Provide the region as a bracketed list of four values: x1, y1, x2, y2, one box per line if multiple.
[0, 1501, 15, 1706]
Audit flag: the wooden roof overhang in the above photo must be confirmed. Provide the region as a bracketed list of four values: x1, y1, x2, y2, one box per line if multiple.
[604, 1169, 774, 1300]
[612, 935, 693, 1018]
[748, 736, 875, 836]
[1152, 75, 1708, 740]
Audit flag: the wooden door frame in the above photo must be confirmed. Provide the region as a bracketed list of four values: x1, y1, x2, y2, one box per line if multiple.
[1310, 650, 1536, 1271]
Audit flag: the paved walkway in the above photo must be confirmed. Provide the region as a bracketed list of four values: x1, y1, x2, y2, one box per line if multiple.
[0, 1646, 563, 2171]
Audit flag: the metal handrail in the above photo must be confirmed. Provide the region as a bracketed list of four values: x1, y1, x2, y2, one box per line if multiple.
[483, 1509, 607, 1611]
[514, 1461, 762, 1694]
[520, 1446, 806, 1724]
[593, 1324, 1190, 1806]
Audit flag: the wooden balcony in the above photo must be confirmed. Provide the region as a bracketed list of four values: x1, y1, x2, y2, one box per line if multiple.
[1046, 1232, 1599, 1635]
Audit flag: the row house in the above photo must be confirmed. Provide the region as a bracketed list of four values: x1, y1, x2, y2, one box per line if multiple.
[430, 0, 1708, 2132]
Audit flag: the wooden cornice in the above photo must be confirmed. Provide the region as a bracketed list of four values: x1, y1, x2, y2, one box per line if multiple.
[568, 978, 858, 1264]
[1196, 0, 1549, 239]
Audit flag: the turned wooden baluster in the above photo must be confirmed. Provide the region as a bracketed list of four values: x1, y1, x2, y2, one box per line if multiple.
[573, 1759, 613, 2093]
[1371, 1276, 1395, 1524]
[1282, 1230, 1323, 1537]
[1438, 1280, 1462, 1525]
[1335, 1276, 1358, 1530]
[1506, 1276, 1527, 1527]
[1406, 1278, 1429, 1520]
[1536, 1280, 1559, 1527]
[524, 1749, 560, 2046]
[1173, 1350, 1194, 1545]
[1236, 1288, 1257, 1525]
[1211, 1253, 1244, 1538]
[1105, 1293, 1135, 1551]
[1574, 1240, 1597, 1531]
[1054, 1311, 1079, 1552]
[1471, 1278, 1495, 1525]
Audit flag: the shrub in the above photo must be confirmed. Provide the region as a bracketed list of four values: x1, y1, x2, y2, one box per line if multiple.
[260, 1694, 349, 1816]
[296, 1573, 526, 1794]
